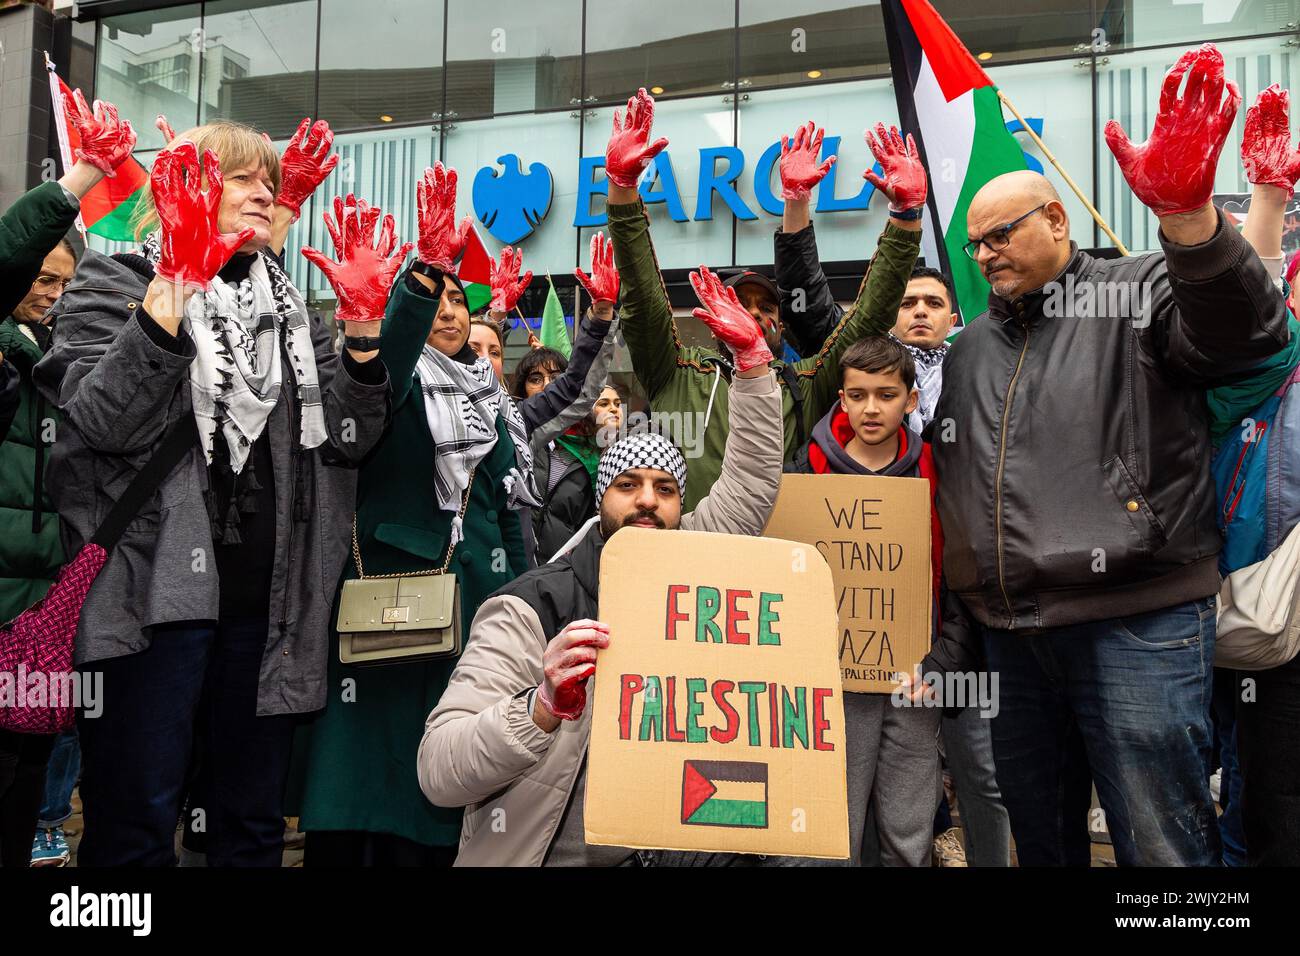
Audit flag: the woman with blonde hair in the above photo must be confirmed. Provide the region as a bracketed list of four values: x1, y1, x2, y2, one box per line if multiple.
[35, 117, 400, 866]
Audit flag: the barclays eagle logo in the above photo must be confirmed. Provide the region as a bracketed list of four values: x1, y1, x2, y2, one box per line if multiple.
[472, 153, 553, 245]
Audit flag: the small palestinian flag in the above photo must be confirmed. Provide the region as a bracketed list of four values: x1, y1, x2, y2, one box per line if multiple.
[48, 63, 149, 242]
[455, 223, 493, 313]
[539, 275, 572, 359]
[881, 0, 1029, 326]
[681, 760, 769, 829]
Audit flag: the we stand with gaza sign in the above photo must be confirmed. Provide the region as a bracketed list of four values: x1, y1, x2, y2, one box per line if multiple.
[585, 528, 848, 860]
[764, 474, 933, 694]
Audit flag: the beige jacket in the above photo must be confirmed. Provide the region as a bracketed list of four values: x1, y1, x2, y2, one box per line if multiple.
[417, 370, 784, 866]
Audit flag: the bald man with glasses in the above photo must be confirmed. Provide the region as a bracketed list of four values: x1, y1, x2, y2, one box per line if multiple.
[929, 47, 1290, 868]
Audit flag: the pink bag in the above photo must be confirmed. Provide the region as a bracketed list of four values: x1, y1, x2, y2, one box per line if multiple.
[0, 416, 196, 735]
[0, 545, 106, 734]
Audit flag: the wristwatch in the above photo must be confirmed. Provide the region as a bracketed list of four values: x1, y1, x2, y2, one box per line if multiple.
[343, 334, 382, 352]
[889, 205, 925, 221]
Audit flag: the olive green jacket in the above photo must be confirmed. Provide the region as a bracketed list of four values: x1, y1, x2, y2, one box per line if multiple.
[606, 199, 921, 510]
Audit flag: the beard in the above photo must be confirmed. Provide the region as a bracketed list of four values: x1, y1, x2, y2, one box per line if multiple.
[599, 507, 668, 539]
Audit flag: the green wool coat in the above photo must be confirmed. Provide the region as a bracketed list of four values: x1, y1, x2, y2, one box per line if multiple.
[289, 272, 528, 847]
[0, 181, 79, 622]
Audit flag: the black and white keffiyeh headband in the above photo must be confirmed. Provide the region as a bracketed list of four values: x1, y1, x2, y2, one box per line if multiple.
[596, 432, 688, 504]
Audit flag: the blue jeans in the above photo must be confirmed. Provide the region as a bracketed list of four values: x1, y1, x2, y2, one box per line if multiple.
[1211, 669, 1246, 866]
[76, 618, 297, 867]
[37, 730, 80, 830]
[982, 598, 1220, 867]
[942, 706, 1011, 866]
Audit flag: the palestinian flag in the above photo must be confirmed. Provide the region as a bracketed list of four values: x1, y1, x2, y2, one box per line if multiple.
[48, 64, 149, 242]
[881, 0, 1029, 325]
[680, 760, 768, 829]
[455, 223, 493, 313]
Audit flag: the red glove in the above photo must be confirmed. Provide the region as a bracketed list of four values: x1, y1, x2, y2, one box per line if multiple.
[780, 121, 836, 202]
[1105, 43, 1240, 217]
[156, 114, 177, 145]
[689, 266, 773, 372]
[416, 163, 473, 270]
[488, 246, 533, 313]
[605, 88, 670, 189]
[863, 123, 927, 212]
[301, 194, 412, 326]
[63, 89, 136, 177]
[150, 142, 255, 291]
[275, 118, 340, 220]
[537, 619, 610, 721]
[1242, 84, 1300, 197]
[574, 231, 620, 304]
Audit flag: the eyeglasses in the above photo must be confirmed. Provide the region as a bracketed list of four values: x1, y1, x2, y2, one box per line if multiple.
[963, 204, 1046, 260]
[32, 274, 73, 292]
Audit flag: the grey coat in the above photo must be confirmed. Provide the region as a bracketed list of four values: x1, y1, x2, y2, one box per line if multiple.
[34, 249, 391, 716]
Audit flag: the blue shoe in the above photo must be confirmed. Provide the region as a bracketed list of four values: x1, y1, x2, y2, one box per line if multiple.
[30, 827, 70, 867]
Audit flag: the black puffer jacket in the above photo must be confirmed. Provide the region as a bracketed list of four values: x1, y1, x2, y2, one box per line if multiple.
[933, 211, 1289, 632]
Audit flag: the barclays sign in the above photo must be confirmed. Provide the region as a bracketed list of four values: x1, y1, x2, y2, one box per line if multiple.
[468, 121, 1044, 246]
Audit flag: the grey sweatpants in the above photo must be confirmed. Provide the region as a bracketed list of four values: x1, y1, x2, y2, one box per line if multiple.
[844, 693, 942, 865]
[770, 693, 942, 866]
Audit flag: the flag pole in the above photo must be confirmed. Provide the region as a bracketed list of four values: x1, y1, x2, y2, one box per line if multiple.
[998, 89, 1129, 256]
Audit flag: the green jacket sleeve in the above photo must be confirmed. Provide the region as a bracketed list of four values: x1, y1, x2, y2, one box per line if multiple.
[0, 182, 80, 320]
[380, 269, 439, 407]
[606, 199, 684, 400]
[794, 222, 922, 421]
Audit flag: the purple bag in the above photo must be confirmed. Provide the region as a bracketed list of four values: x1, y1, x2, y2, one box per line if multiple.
[0, 416, 196, 734]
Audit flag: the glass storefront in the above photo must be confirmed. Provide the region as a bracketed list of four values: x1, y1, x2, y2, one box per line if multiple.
[90, 1, 1300, 300]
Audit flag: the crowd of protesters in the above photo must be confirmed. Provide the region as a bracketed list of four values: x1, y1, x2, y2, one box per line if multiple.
[2, 41, 1299, 868]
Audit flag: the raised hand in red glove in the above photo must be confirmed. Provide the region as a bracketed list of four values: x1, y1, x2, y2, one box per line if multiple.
[150, 141, 255, 292]
[1242, 84, 1300, 197]
[780, 121, 836, 202]
[605, 88, 670, 189]
[573, 231, 620, 305]
[488, 246, 533, 314]
[863, 123, 927, 212]
[301, 194, 412, 327]
[536, 619, 610, 722]
[1105, 43, 1240, 217]
[689, 265, 774, 373]
[275, 118, 340, 220]
[156, 114, 178, 145]
[63, 89, 136, 177]
[416, 162, 473, 270]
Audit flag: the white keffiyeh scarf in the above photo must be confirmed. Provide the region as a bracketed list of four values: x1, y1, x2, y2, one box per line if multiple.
[415, 343, 541, 547]
[890, 331, 949, 431]
[141, 234, 327, 473]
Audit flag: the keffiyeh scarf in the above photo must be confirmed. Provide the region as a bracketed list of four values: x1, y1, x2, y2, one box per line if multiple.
[890, 331, 949, 430]
[415, 344, 541, 547]
[141, 234, 327, 473]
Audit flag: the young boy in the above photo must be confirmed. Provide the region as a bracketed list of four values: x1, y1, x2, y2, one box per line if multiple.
[786, 336, 943, 866]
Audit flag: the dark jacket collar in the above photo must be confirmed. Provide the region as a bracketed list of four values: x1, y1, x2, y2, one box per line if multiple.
[987, 242, 1090, 324]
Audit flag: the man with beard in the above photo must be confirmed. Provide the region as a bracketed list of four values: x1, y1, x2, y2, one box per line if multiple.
[416, 267, 784, 866]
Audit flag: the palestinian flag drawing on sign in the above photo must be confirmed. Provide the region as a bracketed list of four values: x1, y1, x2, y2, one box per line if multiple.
[881, 0, 1029, 327]
[681, 760, 768, 829]
[47, 63, 149, 242]
[454, 223, 494, 314]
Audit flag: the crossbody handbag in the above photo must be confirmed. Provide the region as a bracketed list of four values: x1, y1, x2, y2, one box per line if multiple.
[335, 469, 475, 665]
[0, 415, 198, 734]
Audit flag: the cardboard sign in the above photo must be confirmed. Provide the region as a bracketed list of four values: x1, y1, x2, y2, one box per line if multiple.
[586, 527, 849, 860]
[764, 474, 932, 694]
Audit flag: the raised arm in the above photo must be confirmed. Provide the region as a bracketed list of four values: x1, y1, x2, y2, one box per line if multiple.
[775, 121, 842, 355]
[1107, 45, 1288, 383]
[603, 88, 679, 400]
[682, 267, 783, 535]
[1240, 84, 1300, 278]
[270, 117, 340, 257]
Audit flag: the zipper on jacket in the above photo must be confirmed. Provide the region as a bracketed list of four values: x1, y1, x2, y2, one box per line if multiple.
[31, 392, 45, 534]
[993, 319, 1031, 625]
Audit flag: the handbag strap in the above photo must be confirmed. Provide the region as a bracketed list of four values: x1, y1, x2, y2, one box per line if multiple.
[351, 468, 477, 580]
[90, 415, 200, 551]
